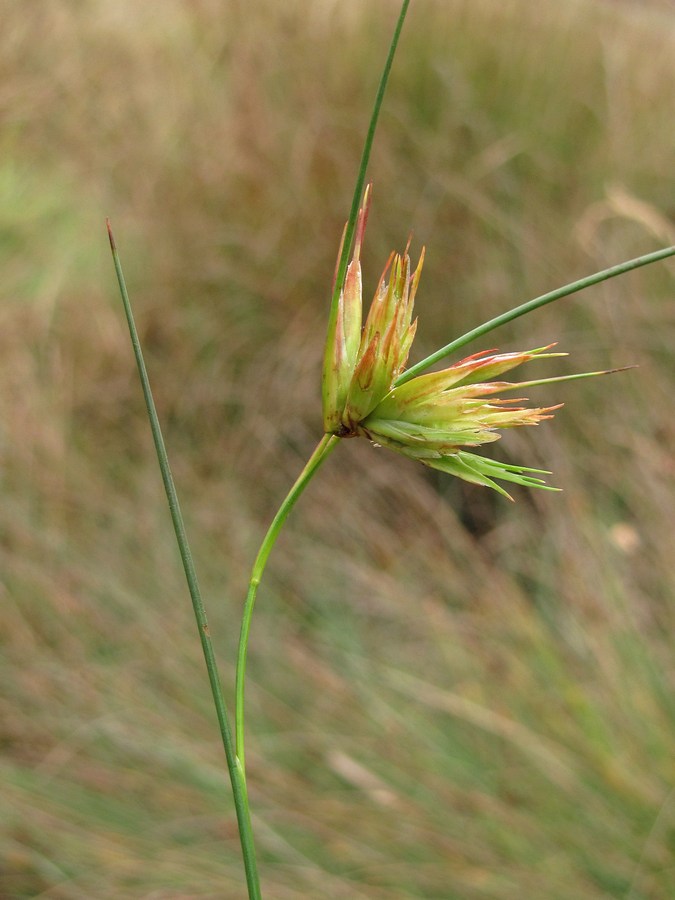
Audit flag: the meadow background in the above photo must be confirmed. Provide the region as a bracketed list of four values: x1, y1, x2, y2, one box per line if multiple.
[2, 0, 675, 897]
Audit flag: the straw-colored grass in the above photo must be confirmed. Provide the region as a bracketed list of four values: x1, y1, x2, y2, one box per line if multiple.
[2, 1, 674, 897]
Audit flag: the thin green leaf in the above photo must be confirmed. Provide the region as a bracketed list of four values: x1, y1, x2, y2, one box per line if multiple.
[397, 246, 675, 385]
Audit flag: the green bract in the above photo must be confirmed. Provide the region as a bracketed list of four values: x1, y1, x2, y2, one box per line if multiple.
[322, 186, 423, 436]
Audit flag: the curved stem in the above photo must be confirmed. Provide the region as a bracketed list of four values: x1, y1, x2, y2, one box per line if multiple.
[107, 222, 261, 899]
[235, 434, 339, 771]
[397, 245, 675, 385]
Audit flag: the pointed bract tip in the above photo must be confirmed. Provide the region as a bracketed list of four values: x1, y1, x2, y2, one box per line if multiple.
[106, 218, 116, 252]
[602, 365, 638, 375]
[353, 184, 373, 263]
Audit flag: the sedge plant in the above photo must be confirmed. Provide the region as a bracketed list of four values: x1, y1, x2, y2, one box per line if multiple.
[108, 1, 675, 896]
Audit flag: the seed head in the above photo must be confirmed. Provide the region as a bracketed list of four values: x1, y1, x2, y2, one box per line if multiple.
[322, 185, 423, 436]
[322, 189, 621, 498]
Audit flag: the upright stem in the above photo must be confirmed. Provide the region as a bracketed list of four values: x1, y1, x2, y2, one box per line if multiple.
[235, 433, 339, 771]
[107, 222, 261, 900]
[324, 0, 410, 382]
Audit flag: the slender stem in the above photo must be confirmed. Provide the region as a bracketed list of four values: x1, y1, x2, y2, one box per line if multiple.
[397, 245, 675, 385]
[107, 221, 262, 900]
[235, 433, 339, 771]
[324, 0, 410, 373]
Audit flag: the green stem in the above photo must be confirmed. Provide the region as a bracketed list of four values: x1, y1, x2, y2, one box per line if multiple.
[107, 222, 261, 900]
[397, 244, 675, 385]
[235, 433, 339, 771]
[324, 0, 410, 369]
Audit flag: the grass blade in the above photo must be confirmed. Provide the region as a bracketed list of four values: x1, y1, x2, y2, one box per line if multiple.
[107, 220, 261, 900]
[397, 245, 675, 384]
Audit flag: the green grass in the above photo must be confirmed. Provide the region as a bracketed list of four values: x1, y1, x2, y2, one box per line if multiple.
[2, 0, 675, 897]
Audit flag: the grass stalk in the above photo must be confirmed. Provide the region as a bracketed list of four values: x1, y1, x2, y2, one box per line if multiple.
[235, 433, 339, 771]
[107, 221, 262, 900]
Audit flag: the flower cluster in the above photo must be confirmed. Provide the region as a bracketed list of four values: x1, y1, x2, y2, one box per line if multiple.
[355, 344, 566, 497]
[322, 188, 598, 498]
[322, 185, 421, 437]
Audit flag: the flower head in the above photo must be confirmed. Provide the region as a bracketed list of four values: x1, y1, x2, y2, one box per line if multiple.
[322, 188, 616, 498]
[357, 345, 567, 498]
[322, 185, 423, 436]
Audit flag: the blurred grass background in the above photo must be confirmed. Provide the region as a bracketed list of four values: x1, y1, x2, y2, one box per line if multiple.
[1, 0, 675, 897]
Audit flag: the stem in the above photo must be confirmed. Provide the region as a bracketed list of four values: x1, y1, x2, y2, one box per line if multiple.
[397, 245, 675, 385]
[107, 222, 262, 900]
[324, 0, 410, 376]
[235, 433, 339, 771]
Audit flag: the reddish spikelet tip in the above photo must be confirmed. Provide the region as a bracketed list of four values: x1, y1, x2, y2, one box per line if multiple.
[106, 218, 116, 251]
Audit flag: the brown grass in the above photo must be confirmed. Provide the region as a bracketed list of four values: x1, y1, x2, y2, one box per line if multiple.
[1, 0, 675, 897]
